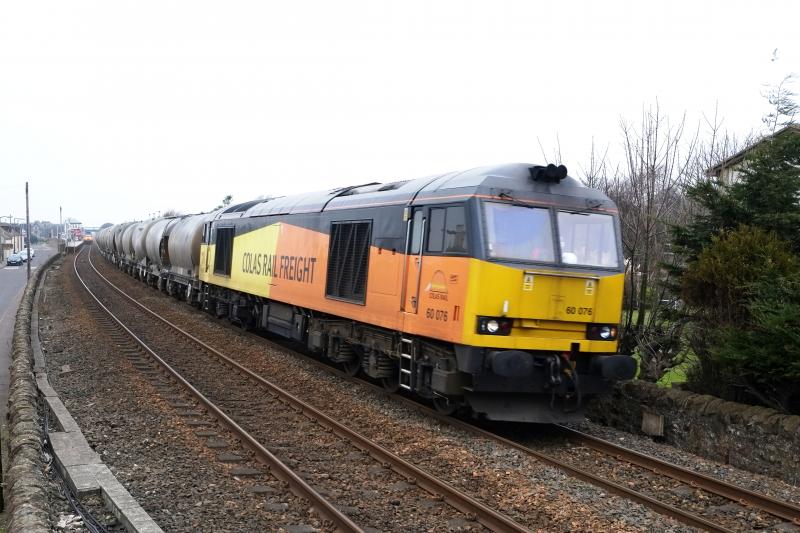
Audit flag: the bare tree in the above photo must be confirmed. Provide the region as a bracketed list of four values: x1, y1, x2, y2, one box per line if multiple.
[762, 74, 798, 135]
[620, 105, 696, 331]
[578, 137, 615, 191]
[574, 102, 753, 380]
[576, 104, 699, 378]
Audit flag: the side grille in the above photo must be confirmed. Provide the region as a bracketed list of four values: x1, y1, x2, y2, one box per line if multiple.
[213, 227, 235, 276]
[325, 221, 372, 304]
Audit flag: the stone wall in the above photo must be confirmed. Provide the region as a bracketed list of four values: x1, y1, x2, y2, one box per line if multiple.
[4, 253, 61, 532]
[588, 380, 800, 485]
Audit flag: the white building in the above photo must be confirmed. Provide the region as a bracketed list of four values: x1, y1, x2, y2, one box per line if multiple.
[707, 124, 800, 184]
[0, 223, 25, 260]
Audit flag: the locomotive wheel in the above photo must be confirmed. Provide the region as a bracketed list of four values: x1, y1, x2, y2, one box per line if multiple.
[341, 345, 363, 376]
[432, 395, 459, 416]
[381, 374, 400, 393]
[342, 357, 361, 377]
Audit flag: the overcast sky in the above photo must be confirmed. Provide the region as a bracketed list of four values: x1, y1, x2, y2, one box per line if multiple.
[1, 1, 798, 227]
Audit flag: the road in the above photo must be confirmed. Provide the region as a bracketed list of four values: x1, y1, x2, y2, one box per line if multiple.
[0, 242, 59, 423]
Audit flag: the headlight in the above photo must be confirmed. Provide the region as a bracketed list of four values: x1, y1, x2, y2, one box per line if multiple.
[477, 317, 513, 335]
[587, 324, 618, 341]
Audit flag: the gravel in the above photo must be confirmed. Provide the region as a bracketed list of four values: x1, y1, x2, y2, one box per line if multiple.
[90, 250, 699, 532]
[565, 419, 800, 507]
[42, 247, 800, 532]
[40, 258, 329, 532]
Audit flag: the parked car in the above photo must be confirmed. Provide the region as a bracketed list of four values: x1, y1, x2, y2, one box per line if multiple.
[6, 253, 23, 266]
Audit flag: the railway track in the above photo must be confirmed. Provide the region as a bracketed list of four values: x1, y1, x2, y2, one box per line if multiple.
[298, 364, 800, 533]
[308, 363, 800, 532]
[84, 247, 800, 532]
[324, 364, 800, 532]
[553, 425, 800, 527]
[74, 246, 532, 532]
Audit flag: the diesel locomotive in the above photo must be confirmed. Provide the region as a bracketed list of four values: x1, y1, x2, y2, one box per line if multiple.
[96, 163, 636, 423]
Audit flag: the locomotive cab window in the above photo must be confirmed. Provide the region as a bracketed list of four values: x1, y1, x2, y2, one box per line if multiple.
[213, 226, 235, 276]
[484, 202, 554, 262]
[409, 210, 424, 255]
[427, 205, 467, 254]
[557, 211, 618, 268]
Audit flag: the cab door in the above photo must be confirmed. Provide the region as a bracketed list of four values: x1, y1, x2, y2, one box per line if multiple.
[201, 223, 211, 275]
[401, 208, 425, 315]
[400, 205, 470, 342]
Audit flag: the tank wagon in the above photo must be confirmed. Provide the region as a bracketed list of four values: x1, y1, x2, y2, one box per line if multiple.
[142, 216, 182, 286]
[110, 222, 133, 260]
[97, 163, 635, 423]
[96, 227, 112, 254]
[118, 223, 138, 270]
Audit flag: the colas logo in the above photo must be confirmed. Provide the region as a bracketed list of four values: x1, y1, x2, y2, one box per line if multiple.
[426, 270, 448, 301]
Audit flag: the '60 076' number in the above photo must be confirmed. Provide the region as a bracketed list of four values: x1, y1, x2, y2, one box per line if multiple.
[565, 306, 592, 315]
[425, 308, 448, 321]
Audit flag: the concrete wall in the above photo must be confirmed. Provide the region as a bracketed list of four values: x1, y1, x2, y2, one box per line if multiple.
[3, 252, 60, 532]
[588, 380, 800, 485]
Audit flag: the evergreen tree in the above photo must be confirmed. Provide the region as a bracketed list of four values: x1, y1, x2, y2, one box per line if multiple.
[671, 128, 800, 412]
[673, 130, 800, 259]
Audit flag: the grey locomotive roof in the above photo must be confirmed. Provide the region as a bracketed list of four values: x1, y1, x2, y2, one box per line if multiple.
[239, 163, 614, 217]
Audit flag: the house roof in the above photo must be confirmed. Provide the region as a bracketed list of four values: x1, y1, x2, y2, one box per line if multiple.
[707, 124, 800, 177]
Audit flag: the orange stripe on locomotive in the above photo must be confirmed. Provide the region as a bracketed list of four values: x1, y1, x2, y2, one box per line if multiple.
[199, 222, 470, 342]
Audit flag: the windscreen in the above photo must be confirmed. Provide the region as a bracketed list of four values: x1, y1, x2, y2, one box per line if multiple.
[557, 211, 618, 268]
[484, 203, 555, 262]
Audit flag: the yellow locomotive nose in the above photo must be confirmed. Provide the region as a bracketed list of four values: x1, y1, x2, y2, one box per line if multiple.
[462, 259, 624, 354]
[517, 271, 600, 322]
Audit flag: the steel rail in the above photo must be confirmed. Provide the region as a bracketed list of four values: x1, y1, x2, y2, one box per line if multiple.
[209, 329, 743, 533]
[73, 248, 364, 533]
[85, 247, 531, 533]
[234, 312, 800, 530]
[310, 369, 737, 533]
[556, 425, 800, 525]
[95, 245, 800, 532]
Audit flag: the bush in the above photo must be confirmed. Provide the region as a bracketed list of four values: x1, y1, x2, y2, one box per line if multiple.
[713, 274, 800, 412]
[681, 225, 798, 325]
[681, 226, 800, 412]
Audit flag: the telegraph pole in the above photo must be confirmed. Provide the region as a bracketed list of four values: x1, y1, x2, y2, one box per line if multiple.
[26, 182, 31, 280]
